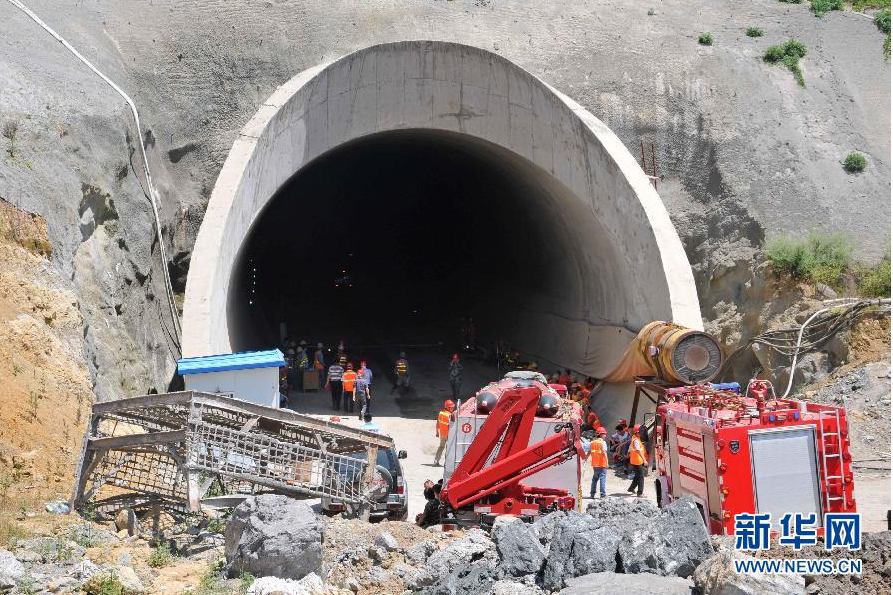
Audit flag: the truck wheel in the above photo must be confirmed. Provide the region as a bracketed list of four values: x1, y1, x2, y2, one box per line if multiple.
[654, 479, 663, 508]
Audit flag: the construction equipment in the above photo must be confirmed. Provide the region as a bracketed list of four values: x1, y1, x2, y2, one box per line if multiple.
[71, 391, 393, 522]
[604, 321, 724, 384]
[653, 380, 857, 536]
[440, 380, 583, 525]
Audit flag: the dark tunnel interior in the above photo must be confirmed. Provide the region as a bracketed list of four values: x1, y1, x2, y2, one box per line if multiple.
[227, 129, 593, 354]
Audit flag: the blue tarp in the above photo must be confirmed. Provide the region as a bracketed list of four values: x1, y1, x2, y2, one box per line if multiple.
[177, 349, 285, 375]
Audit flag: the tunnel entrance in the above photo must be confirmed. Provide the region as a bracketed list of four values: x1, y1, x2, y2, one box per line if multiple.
[229, 129, 606, 352]
[183, 40, 702, 426]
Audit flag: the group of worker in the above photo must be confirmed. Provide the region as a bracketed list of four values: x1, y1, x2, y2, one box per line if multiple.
[281, 339, 329, 395]
[325, 356, 374, 420]
[585, 422, 648, 498]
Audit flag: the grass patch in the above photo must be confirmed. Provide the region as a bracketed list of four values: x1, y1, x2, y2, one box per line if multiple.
[698, 32, 713, 45]
[147, 541, 175, 568]
[764, 39, 807, 86]
[843, 152, 867, 172]
[875, 8, 891, 58]
[746, 27, 764, 37]
[857, 254, 891, 297]
[84, 571, 125, 595]
[852, 0, 890, 10]
[810, 0, 843, 17]
[765, 232, 854, 287]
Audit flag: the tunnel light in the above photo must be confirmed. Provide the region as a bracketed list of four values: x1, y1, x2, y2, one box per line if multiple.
[248, 300, 253, 305]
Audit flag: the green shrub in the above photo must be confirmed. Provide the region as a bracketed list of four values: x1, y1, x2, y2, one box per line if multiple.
[699, 33, 713, 45]
[858, 254, 891, 297]
[810, 0, 843, 17]
[83, 572, 125, 595]
[764, 39, 807, 86]
[843, 152, 867, 172]
[746, 27, 764, 37]
[876, 9, 891, 58]
[147, 541, 174, 567]
[765, 233, 854, 288]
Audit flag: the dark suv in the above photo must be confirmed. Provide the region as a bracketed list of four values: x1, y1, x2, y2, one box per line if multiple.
[321, 445, 408, 521]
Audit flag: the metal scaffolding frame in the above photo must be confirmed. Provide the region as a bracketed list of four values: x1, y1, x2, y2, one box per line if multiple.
[71, 392, 393, 520]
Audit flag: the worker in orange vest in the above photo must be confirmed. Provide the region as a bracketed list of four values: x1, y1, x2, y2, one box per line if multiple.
[589, 426, 609, 499]
[627, 424, 648, 497]
[341, 363, 357, 414]
[433, 400, 455, 466]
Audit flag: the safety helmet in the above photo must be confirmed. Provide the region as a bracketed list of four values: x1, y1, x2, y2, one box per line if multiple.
[347, 362, 354, 369]
[399, 352, 406, 359]
[632, 424, 641, 433]
[287, 349, 295, 355]
[360, 360, 367, 367]
[339, 355, 347, 365]
[451, 353, 459, 361]
[596, 426, 607, 435]
[444, 400, 455, 410]
[619, 418, 628, 426]
[299, 340, 307, 346]
[317, 342, 323, 348]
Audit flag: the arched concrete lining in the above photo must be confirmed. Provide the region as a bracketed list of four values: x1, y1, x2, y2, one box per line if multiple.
[183, 41, 702, 374]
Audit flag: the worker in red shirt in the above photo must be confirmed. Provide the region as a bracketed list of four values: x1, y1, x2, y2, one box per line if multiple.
[589, 427, 609, 498]
[433, 400, 455, 466]
[627, 424, 648, 497]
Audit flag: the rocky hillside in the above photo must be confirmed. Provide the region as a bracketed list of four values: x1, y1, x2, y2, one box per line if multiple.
[0, 199, 93, 517]
[0, 0, 889, 395]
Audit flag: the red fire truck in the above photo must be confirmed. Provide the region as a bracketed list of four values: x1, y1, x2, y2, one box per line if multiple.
[654, 380, 856, 536]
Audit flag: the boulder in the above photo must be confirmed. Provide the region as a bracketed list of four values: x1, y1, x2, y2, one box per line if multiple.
[225, 495, 324, 580]
[0, 550, 24, 589]
[375, 531, 399, 552]
[693, 550, 806, 595]
[404, 540, 436, 565]
[585, 495, 660, 527]
[541, 511, 620, 591]
[115, 508, 139, 536]
[410, 529, 496, 590]
[491, 515, 521, 532]
[492, 520, 546, 576]
[618, 496, 713, 577]
[559, 571, 694, 594]
[247, 573, 333, 595]
[422, 560, 503, 595]
[69, 559, 101, 580]
[114, 566, 146, 594]
[490, 579, 546, 595]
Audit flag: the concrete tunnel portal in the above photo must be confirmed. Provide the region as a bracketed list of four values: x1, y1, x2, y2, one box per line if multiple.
[182, 41, 703, 423]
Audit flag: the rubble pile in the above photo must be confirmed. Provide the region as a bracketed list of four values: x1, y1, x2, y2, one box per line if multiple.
[242, 496, 714, 595]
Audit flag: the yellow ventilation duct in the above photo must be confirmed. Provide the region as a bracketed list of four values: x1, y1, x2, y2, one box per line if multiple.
[603, 321, 724, 384]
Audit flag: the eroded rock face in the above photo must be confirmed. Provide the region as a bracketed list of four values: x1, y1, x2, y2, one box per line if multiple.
[225, 495, 324, 580]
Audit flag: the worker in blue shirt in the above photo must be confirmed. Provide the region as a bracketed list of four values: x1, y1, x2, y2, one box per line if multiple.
[360, 413, 381, 433]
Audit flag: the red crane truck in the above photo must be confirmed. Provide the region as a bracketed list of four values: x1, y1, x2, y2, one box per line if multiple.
[654, 380, 857, 536]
